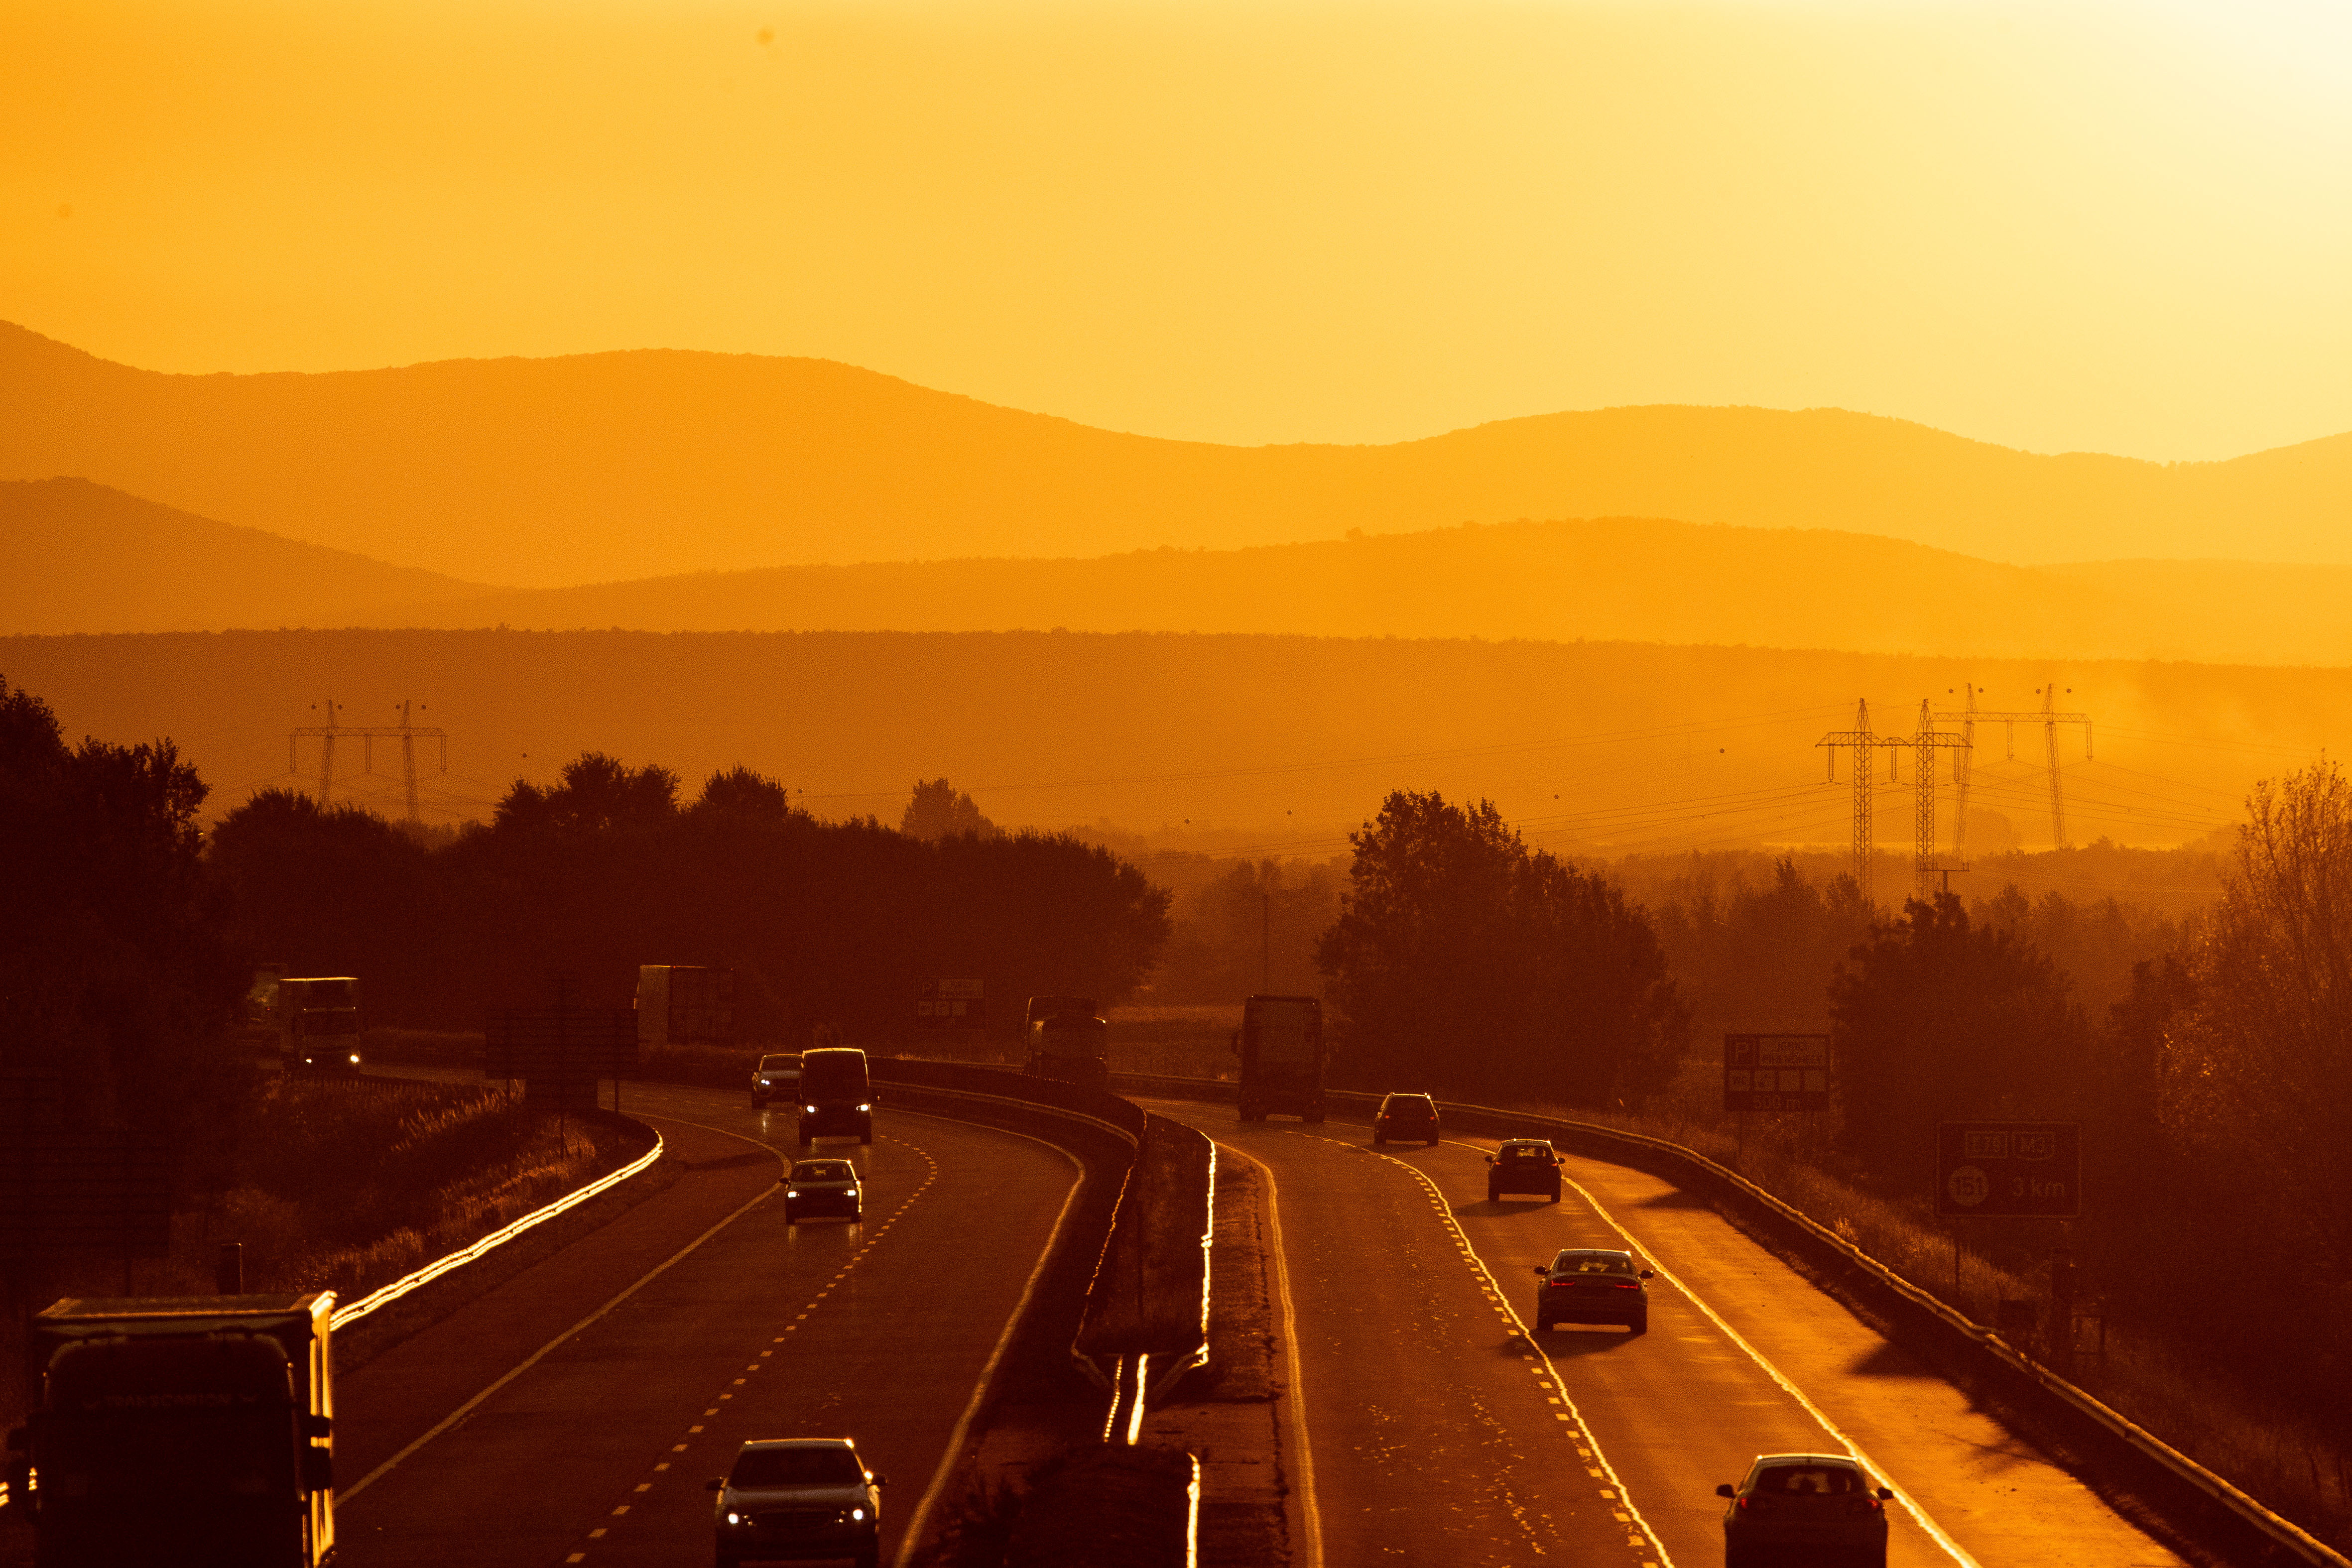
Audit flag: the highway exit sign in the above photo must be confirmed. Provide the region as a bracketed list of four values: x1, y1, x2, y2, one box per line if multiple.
[1724, 1033, 1831, 1112]
[1936, 1121, 2081, 1218]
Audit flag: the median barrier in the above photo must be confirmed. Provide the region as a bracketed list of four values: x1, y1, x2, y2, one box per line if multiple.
[1113, 1072, 2349, 1568]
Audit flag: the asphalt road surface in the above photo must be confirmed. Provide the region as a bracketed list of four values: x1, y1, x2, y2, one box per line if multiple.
[339, 1075, 1081, 1568]
[1143, 1099, 2189, 1568]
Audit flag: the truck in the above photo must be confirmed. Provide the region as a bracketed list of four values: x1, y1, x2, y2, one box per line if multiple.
[6, 1294, 337, 1568]
[797, 1048, 873, 1146]
[243, 974, 364, 1073]
[1025, 1011, 1109, 1090]
[635, 965, 737, 1050]
[1236, 994, 1325, 1123]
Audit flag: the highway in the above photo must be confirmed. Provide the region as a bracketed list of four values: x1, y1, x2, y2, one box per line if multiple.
[1142, 1099, 2190, 1568]
[337, 1075, 1081, 1568]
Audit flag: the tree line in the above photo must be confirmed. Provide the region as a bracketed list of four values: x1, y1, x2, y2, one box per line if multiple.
[211, 754, 1172, 1038]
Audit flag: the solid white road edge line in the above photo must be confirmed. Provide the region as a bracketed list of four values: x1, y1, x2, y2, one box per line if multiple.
[885, 1106, 1086, 1568]
[1214, 1139, 1325, 1568]
[338, 1113, 789, 1506]
[1446, 1134, 1984, 1568]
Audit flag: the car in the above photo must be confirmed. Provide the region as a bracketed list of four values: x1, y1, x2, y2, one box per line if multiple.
[708, 1438, 887, 1568]
[1371, 1092, 1440, 1147]
[751, 1052, 803, 1107]
[1531, 1248, 1652, 1333]
[782, 1159, 861, 1222]
[1715, 1452, 1893, 1568]
[1485, 1138, 1564, 1202]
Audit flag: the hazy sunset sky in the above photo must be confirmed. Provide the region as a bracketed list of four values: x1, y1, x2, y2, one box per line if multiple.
[6, 0, 2349, 462]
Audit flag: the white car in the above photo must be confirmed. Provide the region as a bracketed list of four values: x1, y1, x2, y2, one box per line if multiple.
[709, 1438, 886, 1568]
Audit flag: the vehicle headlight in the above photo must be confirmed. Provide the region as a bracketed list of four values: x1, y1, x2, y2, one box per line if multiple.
[856, 1103, 871, 1112]
[851, 1507, 866, 1522]
[757, 1078, 772, 1086]
[805, 1105, 818, 1113]
[349, 1053, 361, 1064]
[725, 1511, 741, 1525]
[786, 1190, 799, 1198]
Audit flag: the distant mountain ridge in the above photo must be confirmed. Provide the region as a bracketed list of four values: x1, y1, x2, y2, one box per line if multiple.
[10, 478, 2352, 667]
[4, 320, 2349, 588]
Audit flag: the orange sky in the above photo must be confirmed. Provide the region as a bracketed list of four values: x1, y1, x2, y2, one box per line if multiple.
[6, 0, 2350, 462]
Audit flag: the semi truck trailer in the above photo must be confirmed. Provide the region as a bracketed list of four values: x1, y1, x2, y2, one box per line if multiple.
[7, 1294, 337, 1568]
[1236, 994, 1325, 1123]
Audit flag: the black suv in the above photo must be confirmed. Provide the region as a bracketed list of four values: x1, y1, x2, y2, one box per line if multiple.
[1372, 1093, 1440, 1147]
[1486, 1139, 1564, 1202]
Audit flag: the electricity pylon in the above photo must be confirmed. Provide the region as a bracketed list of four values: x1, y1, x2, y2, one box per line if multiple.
[289, 700, 448, 821]
[1931, 682, 2092, 853]
[1819, 699, 1971, 898]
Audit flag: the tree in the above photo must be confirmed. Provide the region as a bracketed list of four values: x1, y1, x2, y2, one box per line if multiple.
[901, 778, 995, 841]
[2162, 761, 2352, 1289]
[0, 675, 243, 1151]
[693, 766, 795, 824]
[1829, 892, 2092, 1186]
[495, 752, 679, 835]
[1315, 790, 1685, 1106]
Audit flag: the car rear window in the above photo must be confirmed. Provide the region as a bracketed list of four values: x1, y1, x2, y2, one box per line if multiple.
[1383, 1096, 1433, 1111]
[1753, 1464, 1861, 1496]
[731, 1447, 863, 1487]
[1502, 1144, 1553, 1161]
[1552, 1252, 1633, 1274]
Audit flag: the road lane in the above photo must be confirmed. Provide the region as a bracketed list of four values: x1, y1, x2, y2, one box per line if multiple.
[339, 1076, 1080, 1568]
[1164, 1117, 1660, 1567]
[1145, 1099, 2189, 1568]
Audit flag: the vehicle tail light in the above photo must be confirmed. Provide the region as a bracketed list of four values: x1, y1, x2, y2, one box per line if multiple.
[1609, 1280, 1639, 1290]
[1847, 1497, 1883, 1514]
[1547, 1278, 1575, 1288]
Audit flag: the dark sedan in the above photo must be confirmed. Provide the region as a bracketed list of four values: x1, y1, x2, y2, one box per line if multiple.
[1371, 1092, 1440, 1147]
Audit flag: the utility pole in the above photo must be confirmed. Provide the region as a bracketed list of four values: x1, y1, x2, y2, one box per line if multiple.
[1908, 700, 1970, 897]
[1930, 682, 2092, 851]
[1261, 889, 1271, 992]
[289, 701, 449, 822]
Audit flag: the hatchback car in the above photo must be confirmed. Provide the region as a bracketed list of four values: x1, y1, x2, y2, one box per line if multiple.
[1371, 1092, 1440, 1147]
[1531, 1248, 1652, 1333]
[751, 1053, 803, 1107]
[709, 1438, 886, 1568]
[1716, 1452, 1893, 1568]
[1486, 1139, 1564, 1202]
[782, 1159, 861, 1223]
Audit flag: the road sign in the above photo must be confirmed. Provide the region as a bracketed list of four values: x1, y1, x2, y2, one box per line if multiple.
[1937, 1121, 2081, 1218]
[1724, 1034, 1831, 1112]
[916, 977, 987, 1029]
[485, 1008, 639, 1079]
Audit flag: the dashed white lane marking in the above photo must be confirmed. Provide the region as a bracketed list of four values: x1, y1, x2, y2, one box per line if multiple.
[1453, 1138, 1982, 1568]
[1339, 1137, 1678, 1568]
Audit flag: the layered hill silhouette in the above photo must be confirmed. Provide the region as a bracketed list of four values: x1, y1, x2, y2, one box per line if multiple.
[6, 320, 2349, 588]
[0, 479, 492, 634]
[9, 476, 2352, 667]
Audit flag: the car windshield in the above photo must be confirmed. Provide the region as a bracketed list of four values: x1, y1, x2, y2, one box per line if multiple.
[758, 1056, 800, 1072]
[793, 1163, 852, 1181]
[1552, 1252, 1633, 1274]
[1753, 1464, 1861, 1495]
[731, 1447, 864, 1487]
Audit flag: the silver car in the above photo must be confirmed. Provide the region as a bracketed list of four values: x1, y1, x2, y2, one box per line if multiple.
[751, 1053, 803, 1107]
[1716, 1451, 1892, 1568]
[708, 1438, 886, 1568]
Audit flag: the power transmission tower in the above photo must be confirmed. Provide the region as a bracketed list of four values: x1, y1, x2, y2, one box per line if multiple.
[1931, 681, 2092, 852]
[1819, 699, 1971, 899]
[289, 700, 448, 822]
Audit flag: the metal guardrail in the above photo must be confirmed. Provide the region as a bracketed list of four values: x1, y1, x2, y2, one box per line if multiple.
[331, 1129, 667, 1330]
[1114, 1072, 2351, 1568]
